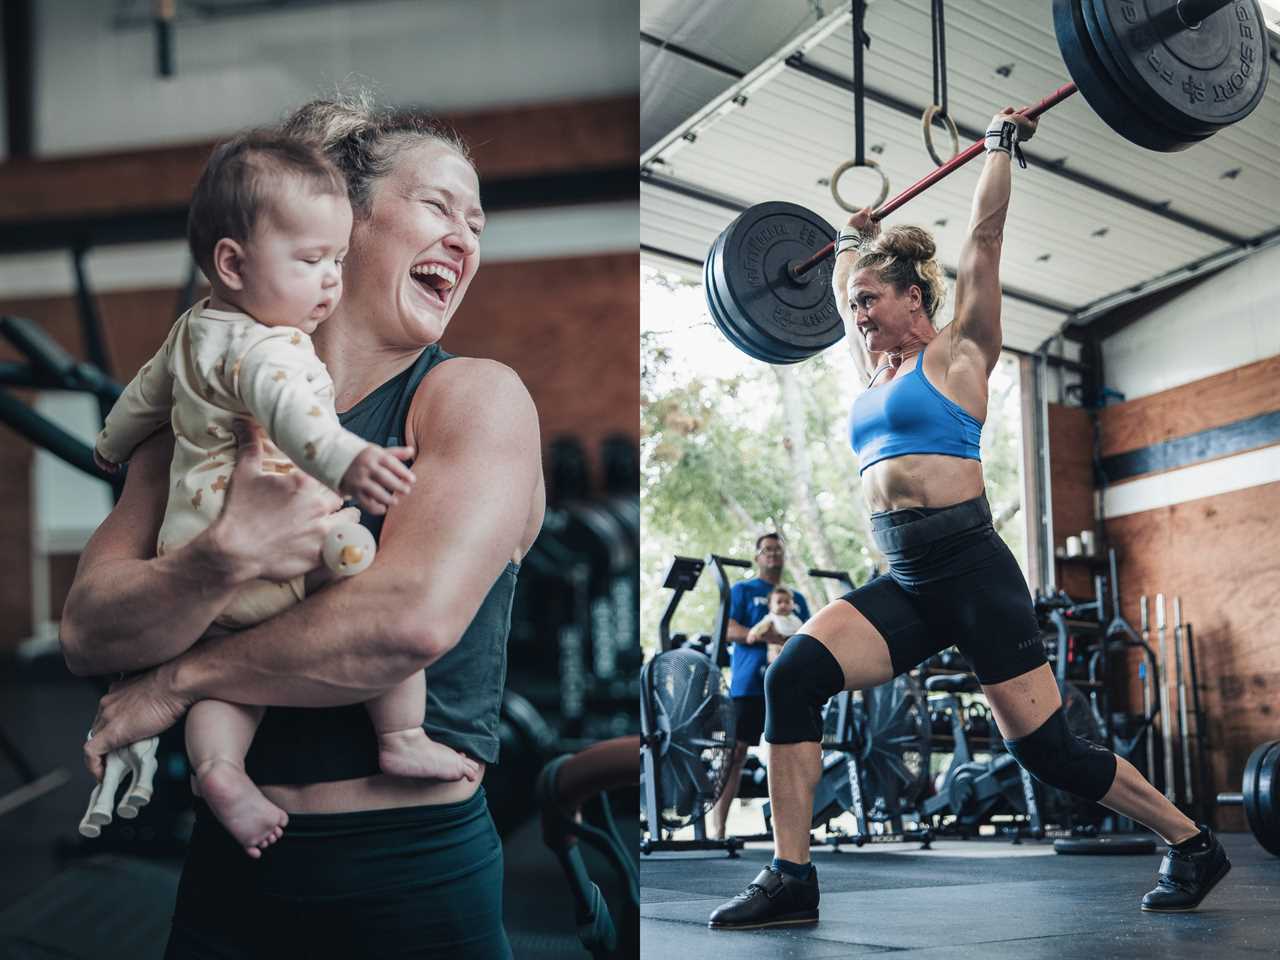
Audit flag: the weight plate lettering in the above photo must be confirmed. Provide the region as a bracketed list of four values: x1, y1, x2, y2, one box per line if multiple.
[704, 202, 843, 365]
[1087, 0, 1268, 137]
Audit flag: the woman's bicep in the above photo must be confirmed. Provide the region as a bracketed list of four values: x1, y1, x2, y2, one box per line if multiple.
[949, 235, 1003, 366]
[374, 361, 541, 650]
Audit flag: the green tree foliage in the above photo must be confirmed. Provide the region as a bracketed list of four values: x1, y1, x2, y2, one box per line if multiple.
[641, 267, 1027, 655]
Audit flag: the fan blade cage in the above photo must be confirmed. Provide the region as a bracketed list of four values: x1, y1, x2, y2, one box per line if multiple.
[645, 649, 736, 829]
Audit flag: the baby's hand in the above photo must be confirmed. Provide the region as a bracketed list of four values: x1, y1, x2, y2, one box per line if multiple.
[93, 448, 121, 474]
[339, 445, 415, 516]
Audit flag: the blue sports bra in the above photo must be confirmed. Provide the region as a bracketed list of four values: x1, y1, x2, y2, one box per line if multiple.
[849, 340, 983, 474]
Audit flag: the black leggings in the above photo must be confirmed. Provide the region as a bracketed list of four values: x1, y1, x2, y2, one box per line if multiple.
[164, 788, 511, 960]
[843, 493, 1046, 684]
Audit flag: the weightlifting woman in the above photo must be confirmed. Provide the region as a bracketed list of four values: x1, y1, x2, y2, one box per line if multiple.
[709, 107, 1229, 930]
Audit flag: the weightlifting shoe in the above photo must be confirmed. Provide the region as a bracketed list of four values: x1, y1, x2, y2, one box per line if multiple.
[1141, 827, 1231, 912]
[708, 865, 819, 929]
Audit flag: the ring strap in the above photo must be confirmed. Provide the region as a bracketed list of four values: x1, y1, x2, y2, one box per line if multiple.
[1159, 853, 1199, 885]
[750, 868, 785, 898]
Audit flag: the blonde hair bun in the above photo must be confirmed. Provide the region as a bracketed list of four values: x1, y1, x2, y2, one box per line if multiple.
[873, 225, 936, 262]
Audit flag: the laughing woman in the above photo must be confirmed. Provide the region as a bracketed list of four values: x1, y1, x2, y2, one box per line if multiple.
[62, 94, 544, 959]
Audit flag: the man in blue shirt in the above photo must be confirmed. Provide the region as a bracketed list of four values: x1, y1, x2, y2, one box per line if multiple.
[708, 533, 810, 840]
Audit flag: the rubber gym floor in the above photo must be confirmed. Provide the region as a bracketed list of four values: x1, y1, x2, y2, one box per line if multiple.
[0, 659, 638, 959]
[640, 833, 1280, 958]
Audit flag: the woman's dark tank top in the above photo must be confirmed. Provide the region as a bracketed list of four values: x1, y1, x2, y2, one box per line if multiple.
[244, 344, 519, 784]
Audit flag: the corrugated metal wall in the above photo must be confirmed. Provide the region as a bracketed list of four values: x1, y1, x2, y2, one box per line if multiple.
[641, 0, 1280, 355]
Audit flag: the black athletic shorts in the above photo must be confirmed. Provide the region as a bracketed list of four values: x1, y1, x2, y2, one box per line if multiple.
[842, 493, 1046, 685]
[731, 695, 766, 745]
[164, 788, 511, 959]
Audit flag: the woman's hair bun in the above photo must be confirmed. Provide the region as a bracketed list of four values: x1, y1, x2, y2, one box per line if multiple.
[280, 91, 374, 152]
[873, 225, 936, 262]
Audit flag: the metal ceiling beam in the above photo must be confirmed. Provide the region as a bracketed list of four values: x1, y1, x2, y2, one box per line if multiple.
[642, 170, 1077, 316]
[1059, 223, 1280, 330]
[641, 5, 855, 166]
[640, 31, 744, 80]
[638, 29, 1250, 248]
[784, 54, 1248, 247]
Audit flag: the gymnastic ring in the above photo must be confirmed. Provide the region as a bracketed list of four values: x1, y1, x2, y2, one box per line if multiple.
[922, 103, 960, 167]
[830, 158, 890, 214]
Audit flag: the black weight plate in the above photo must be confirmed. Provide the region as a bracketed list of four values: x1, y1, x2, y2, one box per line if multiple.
[1080, 0, 1215, 140]
[1055, 0, 1211, 151]
[704, 226, 779, 363]
[705, 202, 842, 364]
[1242, 739, 1280, 857]
[1089, 0, 1268, 136]
[725, 203, 841, 362]
[1054, 836, 1157, 855]
[706, 224, 762, 363]
[706, 216, 820, 365]
[708, 229, 779, 363]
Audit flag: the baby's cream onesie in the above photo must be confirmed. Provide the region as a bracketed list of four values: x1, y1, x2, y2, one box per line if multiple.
[96, 299, 369, 626]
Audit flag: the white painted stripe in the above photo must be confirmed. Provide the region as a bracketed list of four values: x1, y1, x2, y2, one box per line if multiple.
[1103, 444, 1280, 518]
[0, 242, 194, 299]
[479, 202, 637, 263]
[0, 203, 637, 298]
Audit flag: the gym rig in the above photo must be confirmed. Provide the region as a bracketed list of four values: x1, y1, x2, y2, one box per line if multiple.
[640, 546, 1280, 858]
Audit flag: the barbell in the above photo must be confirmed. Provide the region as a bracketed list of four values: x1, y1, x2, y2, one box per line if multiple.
[1217, 738, 1279, 856]
[702, 0, 1270, 365]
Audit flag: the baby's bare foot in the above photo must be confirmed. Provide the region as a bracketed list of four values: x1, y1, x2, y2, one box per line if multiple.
[195, 758, 289, 859]
[377, 728, 480, 782]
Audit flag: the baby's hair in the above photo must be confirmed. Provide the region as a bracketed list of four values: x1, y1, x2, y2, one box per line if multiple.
[853, 225, 949, 323]
[280, 86, 473, 219]
[770, 586, 793, 598]
[187, 130, 346, 280]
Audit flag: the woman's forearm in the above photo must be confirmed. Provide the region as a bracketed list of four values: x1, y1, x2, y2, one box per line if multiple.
[61, 526, 250, 676]
[63, 423, 355, 680]
[967, 152, 1012, 243]
[169, 565, 429, 709]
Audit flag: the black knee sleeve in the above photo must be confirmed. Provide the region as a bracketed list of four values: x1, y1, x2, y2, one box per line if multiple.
[762, 634, 845, 744]
[1003, 707, 1117, 802]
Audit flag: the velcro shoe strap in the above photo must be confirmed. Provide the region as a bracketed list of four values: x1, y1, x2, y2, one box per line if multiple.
[751, 868, 784, 898]
[1159, 853, 1198, 885]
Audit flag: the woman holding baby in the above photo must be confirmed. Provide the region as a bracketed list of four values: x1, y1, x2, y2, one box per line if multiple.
[61, 93, 540, 959]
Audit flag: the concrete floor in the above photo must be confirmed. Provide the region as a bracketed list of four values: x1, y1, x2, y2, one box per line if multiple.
[641, 829, 1280, 959]
[0, 659, 637, 959]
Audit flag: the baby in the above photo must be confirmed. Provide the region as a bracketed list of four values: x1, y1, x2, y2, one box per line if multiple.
[83, 131, 477, 857]
[753, 586, 804, 664]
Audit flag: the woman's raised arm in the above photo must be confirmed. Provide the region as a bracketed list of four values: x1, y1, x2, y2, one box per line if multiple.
[949, 107, 1037, 373]
[834, 208, 885, 389]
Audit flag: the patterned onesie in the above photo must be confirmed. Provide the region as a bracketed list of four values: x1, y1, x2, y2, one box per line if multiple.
[96, 298, 370, 627]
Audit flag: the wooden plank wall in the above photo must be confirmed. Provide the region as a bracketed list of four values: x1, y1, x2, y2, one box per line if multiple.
[0, 97, 636, 223]
[1049, 356, 1280, 830]
[1047, 403, 1097, 600]
[0, 252, 638, 653]
[1098, 354, 1280, 457]
[1098, 356, 1280, 831]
